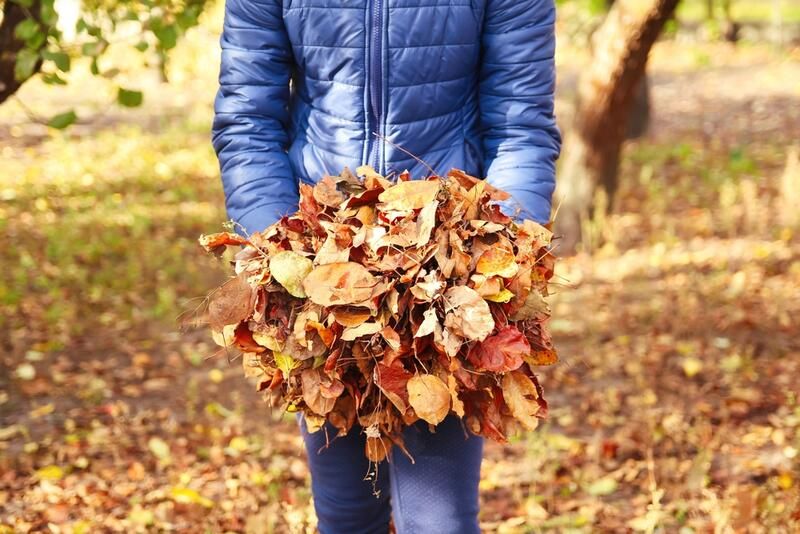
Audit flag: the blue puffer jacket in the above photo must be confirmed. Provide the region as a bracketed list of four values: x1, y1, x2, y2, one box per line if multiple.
[212, 0, 561, 235]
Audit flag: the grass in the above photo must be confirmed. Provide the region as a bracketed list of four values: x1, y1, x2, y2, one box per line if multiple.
[0, 117, 226, 350]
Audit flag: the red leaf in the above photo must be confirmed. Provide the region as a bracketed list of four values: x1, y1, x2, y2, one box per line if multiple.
[467, 325, 529, 372]
[374, 362, 413, 413]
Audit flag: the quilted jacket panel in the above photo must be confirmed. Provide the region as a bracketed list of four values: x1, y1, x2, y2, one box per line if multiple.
[212, 0, 561, 234]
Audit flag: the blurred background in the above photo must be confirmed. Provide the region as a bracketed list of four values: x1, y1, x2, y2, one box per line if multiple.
[0, 0, 798, 531]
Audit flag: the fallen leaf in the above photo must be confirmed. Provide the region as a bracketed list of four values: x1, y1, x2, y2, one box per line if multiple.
[443, 286, 494, 342]
[501, 371, 541, 431]
[378, 179, 440, 211]
[313, 175, 345, 207]
[270, 250, 313, 298]
[415, 307, 439, 338]
[274, 351, 300, 379]
[302, 262, 379, 306]
[341, 321, 383, 341]
[147, 437, 171, 462]
[301, 369, 337, 415]
[407, 374, 450, 425]
[469, 326, 529, 372]
[170, 487, 214, 508]
[476, 246, 519, 278]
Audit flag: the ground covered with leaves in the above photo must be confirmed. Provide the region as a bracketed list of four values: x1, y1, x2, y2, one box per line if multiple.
[1, 19, 799, 534]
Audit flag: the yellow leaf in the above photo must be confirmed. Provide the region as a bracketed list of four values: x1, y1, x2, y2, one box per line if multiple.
[378, 179, 440, 211]
[29, 403, 55, 419]
[274, 351, 299, 379]
[484, 288, 514, 303]
[211, 323, 237, 347]
[35, 465, 65, 481]
[148, 437, 171, 461]
[475, 247, 519, 278]
[208, 369, 224, 383]
[169, 487, 214, 508]
[252, 330, 283, 351]
[407, 375, 450, 425]
[270, 250, 313, 298]
[229, 436, 249, 452]
[682, 357, 703, 378]
[502, 371, 541, 431]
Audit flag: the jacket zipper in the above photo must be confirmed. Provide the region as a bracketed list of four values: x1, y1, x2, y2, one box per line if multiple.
[368, 0, 383, 172]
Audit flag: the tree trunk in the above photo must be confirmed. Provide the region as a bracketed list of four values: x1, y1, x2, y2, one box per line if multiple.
[555, 0, 681, 254]
[0, 0, 43, 105]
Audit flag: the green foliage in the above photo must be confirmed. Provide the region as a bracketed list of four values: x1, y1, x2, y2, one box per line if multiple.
[117, 87, 144, 108]
[4, 0, 211, 126]
[47, 109, 77, 128]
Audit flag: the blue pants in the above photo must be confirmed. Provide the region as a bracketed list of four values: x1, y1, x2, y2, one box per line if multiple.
[300, 415, 483, 534]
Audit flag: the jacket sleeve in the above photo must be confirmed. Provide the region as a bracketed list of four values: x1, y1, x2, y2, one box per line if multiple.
[211, 0, 298, 236]
[479, 0, 562, 224]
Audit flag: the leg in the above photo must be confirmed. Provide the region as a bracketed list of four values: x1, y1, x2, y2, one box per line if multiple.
[300, 416, 392, 534]
[389, 415, 483, 534]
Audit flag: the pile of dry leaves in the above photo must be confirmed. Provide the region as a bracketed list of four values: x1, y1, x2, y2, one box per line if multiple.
[198, 167, 557, 461]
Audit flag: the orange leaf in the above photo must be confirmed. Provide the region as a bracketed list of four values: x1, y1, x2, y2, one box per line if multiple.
[407, 374, 450, 425]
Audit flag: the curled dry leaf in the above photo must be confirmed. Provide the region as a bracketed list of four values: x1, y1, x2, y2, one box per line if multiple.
[501, 371, 542, 431]
[375, 363, 412, 413]
[301, 369, 337, 416]
[468, 325, 529, 373]
[414, 307, 439, 339]
[208, 273, 255, 331]
[212, 323, 237, 347]
[341, 321, 383, 341]
[407, 374, 450, 426]
[302, 262, 379, 307]
[510, 290, 551, 321]
[270, 251, 313, 298]
[378, 179, 440, 211]
[476, 247, 519, 279]
[313, 175, 345, 207]
[443, 286, 494, 342]
[365, 436, 390, 463]
[198, 231, 249, 255]
[330, 306, 372, 327]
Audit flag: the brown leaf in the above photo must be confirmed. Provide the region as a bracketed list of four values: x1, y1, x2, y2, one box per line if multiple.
[443, 286, 494, 342]
[313, 175, 345, 207]
[341, 321, 383, 341]
[330, 306, 372, 327]
[502, 371, 543, 431]
[302, 262, 379, 306]
[447, 169, 510, 201]
[415, 200, 438, 245]
[407, 374, 450, 425]
[208, 273, 255, 331]
[365, 436, 390, 463]
[301, 369, 336, 416]
[378, 179, 440, 211]
[510, 290, 551, 321]
[448, 374, 465, 417]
